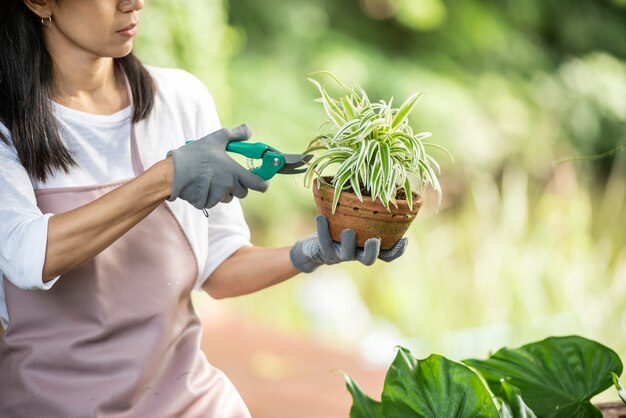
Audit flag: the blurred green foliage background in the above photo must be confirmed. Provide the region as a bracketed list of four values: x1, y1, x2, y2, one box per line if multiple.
[136, 0, 626, 397]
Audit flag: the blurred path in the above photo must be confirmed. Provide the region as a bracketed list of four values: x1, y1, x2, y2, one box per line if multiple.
[196, 301, 386, 418]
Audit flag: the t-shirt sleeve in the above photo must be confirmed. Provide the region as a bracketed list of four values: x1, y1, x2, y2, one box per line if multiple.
[198, 200, 252, 287]
[188, 77, 253, 288]
[193, 78, 222, 139]
[0, 137, 60, 290]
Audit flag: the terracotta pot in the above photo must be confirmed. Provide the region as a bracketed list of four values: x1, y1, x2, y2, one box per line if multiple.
[313, 178, 422, 250]
[597, 402, 626, 418]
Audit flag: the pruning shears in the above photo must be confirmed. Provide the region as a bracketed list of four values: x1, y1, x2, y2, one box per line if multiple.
[225, 142, 312, 180]
[184, 140, 312, 180]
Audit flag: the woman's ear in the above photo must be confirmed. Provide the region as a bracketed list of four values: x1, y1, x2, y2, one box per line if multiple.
[22, 0, 53, 20]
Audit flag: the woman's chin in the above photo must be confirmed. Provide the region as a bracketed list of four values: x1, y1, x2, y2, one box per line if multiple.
[97, 39, 135, 59]
[110, 44, 135, 59]
[108, 47, 133, 58]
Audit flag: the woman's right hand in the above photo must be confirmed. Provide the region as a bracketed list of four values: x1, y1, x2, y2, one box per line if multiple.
[166, 124, 269, 209]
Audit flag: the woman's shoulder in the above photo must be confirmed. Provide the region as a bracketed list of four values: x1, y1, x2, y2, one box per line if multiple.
[145, 66, 213, 101]
[134, 66, 221, 163]
[0, 122, 18, 163]
[0, 124, 31, 188]
[142, 66, 219, 135]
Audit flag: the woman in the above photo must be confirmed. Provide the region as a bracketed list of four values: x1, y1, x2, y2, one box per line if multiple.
[0, 0, 408, 416]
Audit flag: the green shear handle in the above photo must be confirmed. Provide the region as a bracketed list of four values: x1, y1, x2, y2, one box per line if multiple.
[185, 139, 311, 181]
[225, 142, 286, 180]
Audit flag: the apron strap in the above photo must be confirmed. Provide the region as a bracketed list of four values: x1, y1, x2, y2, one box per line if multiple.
[124, 74, 146, 176]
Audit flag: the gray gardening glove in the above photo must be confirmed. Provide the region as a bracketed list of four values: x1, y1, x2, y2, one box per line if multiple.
[166, 124, 269, 209]
[290, 215, 409, 273]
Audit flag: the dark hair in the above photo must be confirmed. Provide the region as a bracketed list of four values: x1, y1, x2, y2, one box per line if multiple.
[0, 1, 155, 182]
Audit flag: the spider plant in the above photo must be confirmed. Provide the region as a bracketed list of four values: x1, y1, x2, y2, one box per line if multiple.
[304, 71, 451, 213]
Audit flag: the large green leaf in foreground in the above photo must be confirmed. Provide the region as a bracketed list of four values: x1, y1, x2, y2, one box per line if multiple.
[343, 372, 384, 418]
[464, 336, 623, 418]
[381, 348, 499, 418]
[498, 380, 538, 418]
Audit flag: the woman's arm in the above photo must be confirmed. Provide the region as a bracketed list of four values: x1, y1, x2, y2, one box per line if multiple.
[44, 125, 268, 282]
[203, 215, 410, 299]
[202, 246, 300, 299]
[42, 159, 173, 281]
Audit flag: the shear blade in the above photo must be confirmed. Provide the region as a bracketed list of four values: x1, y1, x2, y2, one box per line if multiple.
[278, 153, 312, 174]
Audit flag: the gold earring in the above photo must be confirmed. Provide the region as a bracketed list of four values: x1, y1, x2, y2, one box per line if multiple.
[41, 16, 52, 27]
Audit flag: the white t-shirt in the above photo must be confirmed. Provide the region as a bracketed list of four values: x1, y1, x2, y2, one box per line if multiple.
[0, 66, 251, 329]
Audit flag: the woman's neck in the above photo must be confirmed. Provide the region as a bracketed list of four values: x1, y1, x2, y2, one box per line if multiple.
[50, 56, 129, 116]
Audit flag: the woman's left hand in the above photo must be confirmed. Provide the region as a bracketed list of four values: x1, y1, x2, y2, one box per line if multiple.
[289, 215, 409, 273]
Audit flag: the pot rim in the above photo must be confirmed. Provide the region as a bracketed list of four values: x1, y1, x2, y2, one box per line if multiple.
[314, 176, 422, 204]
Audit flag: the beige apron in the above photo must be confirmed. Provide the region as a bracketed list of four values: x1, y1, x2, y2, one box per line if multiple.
[0, 122, 251, 417]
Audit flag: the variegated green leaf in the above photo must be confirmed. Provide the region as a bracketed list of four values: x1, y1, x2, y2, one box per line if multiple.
[341, 95, 357, 121]
[331, 170, 353, 213]
[308, 77, 347, 126]
[612, 372, 626, 404]
[309, 70, 351, 89]
[404, 176, 414, 210]
[350, 176, 363, 202]
[391, 92, 422, 128]
[424, 141, 455, 162]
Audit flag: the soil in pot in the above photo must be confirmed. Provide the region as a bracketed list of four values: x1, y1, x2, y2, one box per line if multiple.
[313, 177, 422, 250]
